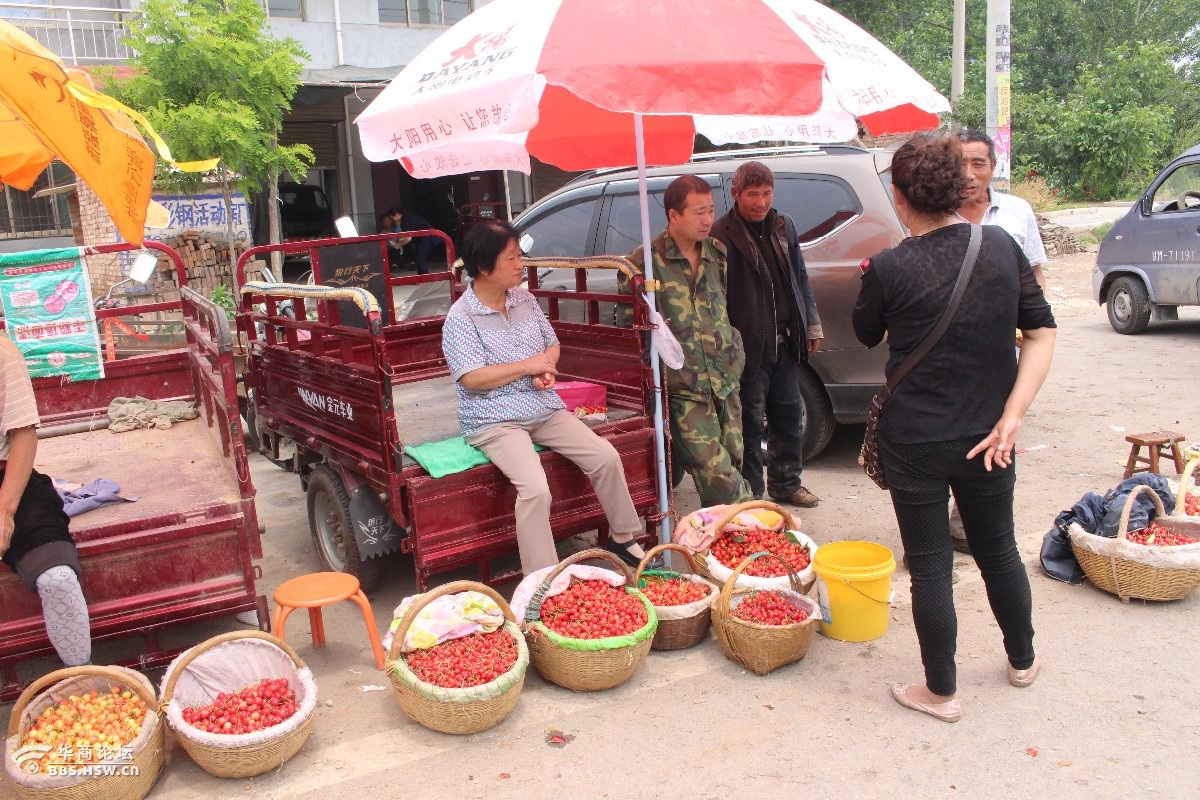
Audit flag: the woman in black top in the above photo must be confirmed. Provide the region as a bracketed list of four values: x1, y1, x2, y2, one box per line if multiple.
[852, 133, 1056, 723]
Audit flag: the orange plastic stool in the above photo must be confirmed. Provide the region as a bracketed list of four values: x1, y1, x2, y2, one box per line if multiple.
[1124, 431, 1188, 478]
[273, 572, 385, 669]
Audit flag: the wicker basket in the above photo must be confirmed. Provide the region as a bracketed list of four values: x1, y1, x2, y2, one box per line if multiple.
[1172, 458, 1200, 525]
[635, 543, 718, 650]
[161, 631, 315, 778]
[711, 552, 820, 675]
[524, 548, 658, 691]
[5, 665, 165, 800]
[700, 501, 816, 593]
[386, 581, 529, 735]
[1070, 484, 1200, 603]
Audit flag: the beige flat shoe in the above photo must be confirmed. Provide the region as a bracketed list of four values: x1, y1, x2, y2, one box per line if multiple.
[891, 683, 962, 723]
[1008, 656, 1042, 688]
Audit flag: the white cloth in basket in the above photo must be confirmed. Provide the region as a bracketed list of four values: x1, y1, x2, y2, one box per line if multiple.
[160, 638, 318, 749]
[4, 666, 159, 791]
[705, 531, 819, 591]
[510, 563, 625, 621]
[1068, 522, 1200, 570]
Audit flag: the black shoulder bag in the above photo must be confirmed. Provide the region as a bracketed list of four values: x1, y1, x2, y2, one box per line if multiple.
[859, 224, 983, 490]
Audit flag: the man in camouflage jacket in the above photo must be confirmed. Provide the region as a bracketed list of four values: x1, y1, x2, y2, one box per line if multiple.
[620, 175, 752, 506]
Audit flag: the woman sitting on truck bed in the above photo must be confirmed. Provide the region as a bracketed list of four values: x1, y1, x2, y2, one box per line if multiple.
[441, 219, 646, 573]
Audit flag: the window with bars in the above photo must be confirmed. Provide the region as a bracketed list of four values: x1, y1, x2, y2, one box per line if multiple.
[0, 162, 75, 239]
[378, 0, 473, 26]
[265, 0, 304, 20]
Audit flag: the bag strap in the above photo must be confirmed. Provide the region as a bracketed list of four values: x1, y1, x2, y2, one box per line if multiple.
[882, 224, 982, 397]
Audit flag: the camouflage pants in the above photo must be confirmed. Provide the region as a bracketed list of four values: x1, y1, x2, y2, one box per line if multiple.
[668, 392, 753, 507]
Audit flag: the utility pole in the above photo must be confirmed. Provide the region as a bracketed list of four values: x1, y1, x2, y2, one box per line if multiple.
[985, 0, 1012, 191]
[952, 0, 965, 105]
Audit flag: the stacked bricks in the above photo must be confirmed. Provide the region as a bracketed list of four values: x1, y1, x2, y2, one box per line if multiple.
[151, 231, 266, 296]
[71, 175, 265, 303]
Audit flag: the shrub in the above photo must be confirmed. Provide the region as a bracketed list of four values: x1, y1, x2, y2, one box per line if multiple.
[1011, 175, 1061, 213]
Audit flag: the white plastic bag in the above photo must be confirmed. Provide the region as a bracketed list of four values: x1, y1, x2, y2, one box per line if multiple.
[727, 588, 820, 623]
[160, 637, 317, 749]
[5, 666, 160, 790]
[648, 308, 684, 370]
[510, 563, 626, 621]
[706, 531, 819, 591]
[641, 573, 719, 621]
[1068, 523, 1200, 570]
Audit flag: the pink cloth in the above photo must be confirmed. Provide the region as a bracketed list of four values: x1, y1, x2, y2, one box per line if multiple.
[672, 505, 786, 552]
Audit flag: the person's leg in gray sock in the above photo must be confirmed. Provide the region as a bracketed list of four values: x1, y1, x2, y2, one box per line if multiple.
[35, 565, 91, 666]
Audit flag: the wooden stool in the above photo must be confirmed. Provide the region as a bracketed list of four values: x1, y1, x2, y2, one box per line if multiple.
[1124, 431, 1188, 478]
[273, 572, 385, 669]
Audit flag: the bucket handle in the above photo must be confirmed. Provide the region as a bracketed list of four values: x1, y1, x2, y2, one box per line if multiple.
[834, 577, 892, 605]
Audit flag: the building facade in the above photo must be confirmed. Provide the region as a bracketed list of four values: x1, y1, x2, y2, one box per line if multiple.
[1, 0, 534, 254]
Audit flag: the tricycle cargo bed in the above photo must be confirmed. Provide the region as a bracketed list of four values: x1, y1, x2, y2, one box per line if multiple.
[0, 246, 264, 700]
[36, 419, 242, 530]
[400, 425, 657, 580]
[238, 245, 662, 591]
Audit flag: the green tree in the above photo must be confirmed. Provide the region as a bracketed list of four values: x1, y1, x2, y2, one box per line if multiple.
[833, 0, 1199, 200]
[105, 0, 312, 244]
[1016, 42, 1179, 199]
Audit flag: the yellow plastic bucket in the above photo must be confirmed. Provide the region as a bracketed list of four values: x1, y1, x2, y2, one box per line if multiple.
[812, 541, 896, 642]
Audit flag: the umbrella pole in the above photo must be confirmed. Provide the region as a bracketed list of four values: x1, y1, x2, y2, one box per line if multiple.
[633, 113, 673, 546]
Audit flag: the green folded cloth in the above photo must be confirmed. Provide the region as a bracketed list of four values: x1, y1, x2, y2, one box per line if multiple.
[405, 436, 545, 479]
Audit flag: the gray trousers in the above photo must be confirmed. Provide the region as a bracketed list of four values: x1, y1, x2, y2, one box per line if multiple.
[467, 410, 642, 574]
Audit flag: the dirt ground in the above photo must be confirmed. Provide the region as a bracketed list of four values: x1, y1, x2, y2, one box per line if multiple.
[5, 249, 1200, 800]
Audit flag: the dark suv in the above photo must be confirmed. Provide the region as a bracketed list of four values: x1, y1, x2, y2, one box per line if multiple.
[516, 146, 903, 458]
[396, 146, 903, 458]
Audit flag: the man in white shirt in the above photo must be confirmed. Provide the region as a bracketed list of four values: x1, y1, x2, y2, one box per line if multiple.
[945, 130, 1050, 557]
[957, 129, 1048, 290]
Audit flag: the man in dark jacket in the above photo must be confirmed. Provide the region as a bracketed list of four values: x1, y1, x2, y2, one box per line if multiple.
[712, 161, 823, 507]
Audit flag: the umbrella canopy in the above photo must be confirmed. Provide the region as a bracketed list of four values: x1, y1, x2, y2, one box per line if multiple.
[0, 21, 215, 243]
[357, 0, 950, 178]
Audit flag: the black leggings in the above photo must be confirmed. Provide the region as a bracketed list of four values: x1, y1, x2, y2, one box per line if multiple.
[881, 435, 1035, 696]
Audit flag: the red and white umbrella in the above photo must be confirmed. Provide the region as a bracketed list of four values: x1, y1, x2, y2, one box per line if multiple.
[357, 0, 949, 178]
[357, 0, 949, 543]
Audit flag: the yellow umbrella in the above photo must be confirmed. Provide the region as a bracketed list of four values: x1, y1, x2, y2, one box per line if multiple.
[0, 21, 216, 243]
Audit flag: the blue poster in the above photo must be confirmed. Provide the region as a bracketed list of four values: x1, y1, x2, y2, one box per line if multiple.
[0, 248, 104, 381]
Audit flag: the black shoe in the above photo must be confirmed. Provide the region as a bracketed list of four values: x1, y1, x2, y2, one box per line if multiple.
[602, 537, 644, 568]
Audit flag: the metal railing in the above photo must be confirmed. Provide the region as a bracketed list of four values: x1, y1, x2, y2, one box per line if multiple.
[0, 3, 136, 64]
[1, 163, 74, 239]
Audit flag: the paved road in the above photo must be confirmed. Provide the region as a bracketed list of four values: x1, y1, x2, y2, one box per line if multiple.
[1044, 202, 1133, 232]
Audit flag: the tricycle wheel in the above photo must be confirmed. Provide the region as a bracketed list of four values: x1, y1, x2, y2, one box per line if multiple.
[306, 465, 381, 592]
